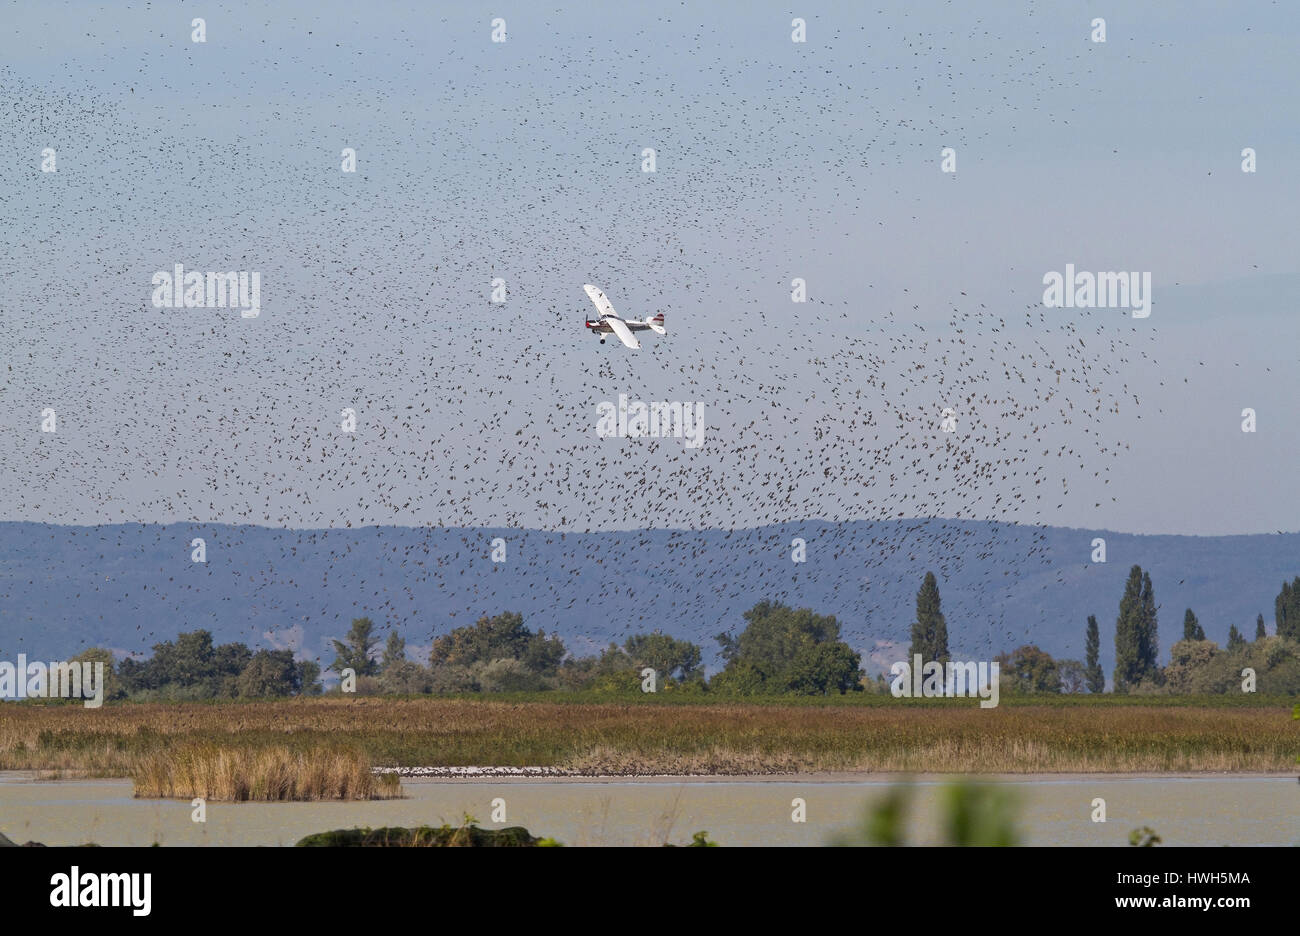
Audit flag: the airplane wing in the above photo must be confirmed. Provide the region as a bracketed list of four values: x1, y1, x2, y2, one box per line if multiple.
[584, 284, 640, 348]
[583, 284, 617, 319]
[606, 316, 641, 349]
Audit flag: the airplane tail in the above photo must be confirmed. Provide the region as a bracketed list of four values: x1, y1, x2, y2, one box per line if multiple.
[645, 313, 666, 335]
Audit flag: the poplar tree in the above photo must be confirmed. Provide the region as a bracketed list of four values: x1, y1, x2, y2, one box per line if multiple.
[1276, 578, 1300, 641]
[909, 571, 949, 664]
[1084, 614, 1104, 693]
[1113, 566, 1144, 693]
[1227, 624, 1246, 651]
[1255, 613, 1267, 641]
[1182, 609, 1204, 641]
[1138, 571, 1159, 680]
[381, 632, 407, 671]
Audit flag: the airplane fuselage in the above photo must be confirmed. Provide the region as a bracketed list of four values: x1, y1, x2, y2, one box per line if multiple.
[581, 283, 664, 346]
[585, 313, 663, 335]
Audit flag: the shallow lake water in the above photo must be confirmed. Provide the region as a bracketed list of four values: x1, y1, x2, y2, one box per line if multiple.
[0, 773, 1294, 847]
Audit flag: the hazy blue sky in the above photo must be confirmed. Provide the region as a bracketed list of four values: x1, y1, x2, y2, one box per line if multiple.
[2, 1, 1298, 535]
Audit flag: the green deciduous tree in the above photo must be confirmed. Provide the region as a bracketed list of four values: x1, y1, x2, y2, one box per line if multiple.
[377, 632, 431, 693]
[297, 660, 323, 695]
[1183, 609, 1205, 641]
[429, 612, 566, 690]
[711, 600, 862, 695]
[117, 630, 250, 699]
[236, 649, 300, 697]
[1163, 638, 1229, 693]
[431, 612, 540, 669]
[69, 647, 122, 701]
[1057, 659, 1086, 694]
[557, 643, 636, 692]
[330, 617, 380, 676]
[624, 632, 703, 684]
[156, 630, 220, 687]
[995, 645, 1061, 694]
[787, 641, 864, 695]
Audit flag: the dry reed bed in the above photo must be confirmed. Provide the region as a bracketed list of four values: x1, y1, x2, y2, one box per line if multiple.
[0, 698, 1293, 778]
[131, 744, 402, 801]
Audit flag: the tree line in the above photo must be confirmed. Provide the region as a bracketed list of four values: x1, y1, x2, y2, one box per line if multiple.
[64, 634, 323, 702]
[909, 567, 1300, 694]
[65, 600, 864, 701]
[327, 601, 864, 696]
[61, 570, 1300, 700]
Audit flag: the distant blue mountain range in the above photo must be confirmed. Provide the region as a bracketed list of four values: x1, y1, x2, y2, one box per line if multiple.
[1, 521, 1295, 677]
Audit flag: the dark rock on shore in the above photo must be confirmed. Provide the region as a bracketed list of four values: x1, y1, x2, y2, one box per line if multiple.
[0, 831, 47, 847]
[295, 825, 547, 847]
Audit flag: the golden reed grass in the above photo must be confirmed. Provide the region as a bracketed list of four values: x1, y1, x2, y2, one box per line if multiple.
[0, 697, 1293, 779]
[131, 743, 402, 801]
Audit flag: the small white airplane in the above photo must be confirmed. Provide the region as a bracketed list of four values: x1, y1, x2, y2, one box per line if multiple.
[582, 284, 666, 349]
